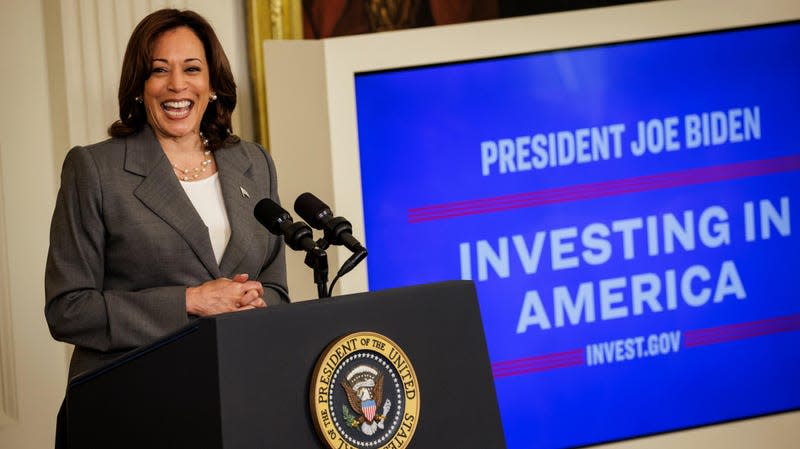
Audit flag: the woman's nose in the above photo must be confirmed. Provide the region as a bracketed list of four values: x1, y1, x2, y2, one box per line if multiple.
[168, 71, 187, 91]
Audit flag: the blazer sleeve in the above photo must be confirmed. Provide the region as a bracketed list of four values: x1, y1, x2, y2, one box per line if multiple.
[253, 142, 290, 304]
[45, 146, 191, 352]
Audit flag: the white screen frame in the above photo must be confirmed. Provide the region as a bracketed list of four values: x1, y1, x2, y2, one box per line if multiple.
[264, 0, 800, 446]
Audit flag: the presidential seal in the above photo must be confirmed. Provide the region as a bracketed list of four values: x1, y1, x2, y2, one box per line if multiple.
[310, 332, 420, 449]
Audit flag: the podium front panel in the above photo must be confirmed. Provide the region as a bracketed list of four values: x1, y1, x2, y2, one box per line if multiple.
[68, 281, 505, 448]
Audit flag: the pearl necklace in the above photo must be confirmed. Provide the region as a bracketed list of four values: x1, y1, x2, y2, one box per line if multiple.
[172, 135, 213, 181]
[173, 150, 213, 181]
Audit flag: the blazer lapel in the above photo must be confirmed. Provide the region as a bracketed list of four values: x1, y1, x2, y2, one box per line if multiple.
[125, 127, 222, 279]
[215, 143, 258, 275]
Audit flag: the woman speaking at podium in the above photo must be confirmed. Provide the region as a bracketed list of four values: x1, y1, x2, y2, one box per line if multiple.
[45, 8, 289, 383]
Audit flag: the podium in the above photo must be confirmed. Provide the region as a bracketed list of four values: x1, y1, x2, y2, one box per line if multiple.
[66, 281, 506, 448]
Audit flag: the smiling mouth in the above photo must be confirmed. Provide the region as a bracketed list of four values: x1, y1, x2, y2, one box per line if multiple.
[161, 100, 193, 119]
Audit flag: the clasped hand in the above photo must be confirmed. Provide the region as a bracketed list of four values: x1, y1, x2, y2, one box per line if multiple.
[185, 273, 266, 316]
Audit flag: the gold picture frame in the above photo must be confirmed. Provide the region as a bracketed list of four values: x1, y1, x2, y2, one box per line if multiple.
[245, 0, 304, 147]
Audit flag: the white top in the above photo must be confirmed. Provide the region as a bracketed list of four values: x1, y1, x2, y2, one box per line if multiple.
[180, 173, 231, 264]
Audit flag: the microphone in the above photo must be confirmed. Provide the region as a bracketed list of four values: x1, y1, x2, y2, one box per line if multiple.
[254, 198, 316, 252]
[294, 192, 366, 253]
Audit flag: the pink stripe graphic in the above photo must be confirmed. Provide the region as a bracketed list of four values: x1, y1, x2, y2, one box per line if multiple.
[684, 313, 800, 348]
[408, 154, 800, 223]
[492, 348, 585, 378]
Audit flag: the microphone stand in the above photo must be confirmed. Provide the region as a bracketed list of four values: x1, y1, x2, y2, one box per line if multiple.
[304, 235, 368, 299]
[305, 240, 330, 299]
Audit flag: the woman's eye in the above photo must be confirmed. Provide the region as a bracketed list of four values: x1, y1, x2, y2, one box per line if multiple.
[151, 67, 167, 74]
[186, 66, 201, 73]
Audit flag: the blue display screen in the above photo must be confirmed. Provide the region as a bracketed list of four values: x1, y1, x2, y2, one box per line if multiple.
[355, 22, 800, 448]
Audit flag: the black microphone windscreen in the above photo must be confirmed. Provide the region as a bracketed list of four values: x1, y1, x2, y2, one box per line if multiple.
[294, 192, 331, 229]
[254, 198, 290, 235]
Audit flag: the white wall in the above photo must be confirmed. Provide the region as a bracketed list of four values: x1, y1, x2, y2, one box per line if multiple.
[0, 1, 253, 447]
[0, 1, 68, 447]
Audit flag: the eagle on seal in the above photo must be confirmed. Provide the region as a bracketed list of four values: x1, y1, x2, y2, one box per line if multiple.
[342, 368, 385, 425]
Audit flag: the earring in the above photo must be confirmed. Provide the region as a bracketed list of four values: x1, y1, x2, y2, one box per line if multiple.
[134, 96, 143, 103]
[210, 93, 218, 102]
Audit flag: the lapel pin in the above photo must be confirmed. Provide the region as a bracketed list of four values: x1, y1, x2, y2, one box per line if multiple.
[240, 186, 250, 198]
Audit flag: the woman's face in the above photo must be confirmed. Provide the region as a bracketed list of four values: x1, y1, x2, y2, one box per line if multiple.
[143, 26, 212, 142]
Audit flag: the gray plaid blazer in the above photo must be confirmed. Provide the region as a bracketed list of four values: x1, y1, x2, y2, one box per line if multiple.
[45, 126, 288, 379]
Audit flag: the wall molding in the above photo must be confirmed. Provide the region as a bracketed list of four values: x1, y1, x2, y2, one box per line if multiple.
[0, 142, 19, 427]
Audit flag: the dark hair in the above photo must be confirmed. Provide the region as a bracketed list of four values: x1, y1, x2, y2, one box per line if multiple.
[108, 9, 239, 151]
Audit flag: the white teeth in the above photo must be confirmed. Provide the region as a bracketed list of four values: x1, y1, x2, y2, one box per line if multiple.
[163, 100, 191, 109]
[164, 109, 189, 118]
